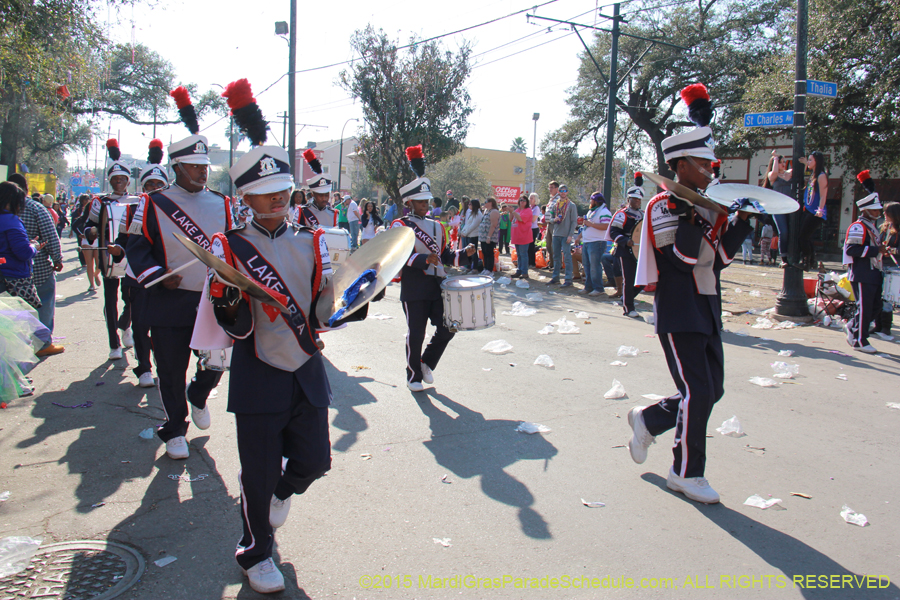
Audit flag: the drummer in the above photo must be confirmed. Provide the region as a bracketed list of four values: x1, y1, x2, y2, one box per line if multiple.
[630, 83, 752, 504]
[608, 174, 645, 318]
[297, 149, 338, 229]
[125, 86, 232, 460]
[86, 139, 139, 361]
[208, 79, 369, 594]
[391, 145, 476, 392]
[842, 170, 885, 354]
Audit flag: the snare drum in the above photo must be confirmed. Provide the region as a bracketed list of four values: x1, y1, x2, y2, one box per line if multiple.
[441, 275, 495, 332]
[197, 347, 232, 371]
[99, 203, 127, 278]
[321, 227, 351, 274]
[884, 268, 900, 308]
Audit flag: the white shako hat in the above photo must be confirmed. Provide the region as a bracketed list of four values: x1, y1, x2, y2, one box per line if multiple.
[139, 139, 169, 187]
[105, 139, 131, 183]
[400, 145, 433, 201]
[168, 86, 211, 165]
[223, 78, 294, 196]
[856, 170, 882, 210]
[661, 83, 717, 163]
[302, 148, 331, 193]
[626, 172, 644, 199]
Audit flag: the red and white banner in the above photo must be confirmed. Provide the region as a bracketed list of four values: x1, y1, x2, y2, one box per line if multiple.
[492, 185, 521, 203]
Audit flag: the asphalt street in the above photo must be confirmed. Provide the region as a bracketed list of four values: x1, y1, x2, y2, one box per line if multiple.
[2, 237, 899, 599]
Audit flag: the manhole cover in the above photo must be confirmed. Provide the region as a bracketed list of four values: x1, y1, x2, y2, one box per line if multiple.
[0, 540, 144, 600]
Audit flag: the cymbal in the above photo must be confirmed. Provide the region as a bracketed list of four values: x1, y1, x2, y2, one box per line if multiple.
[642, 172, 727, 215]
[172, 233, 291, 314]
[703, 183, 800, 215]
[316, 226, 415, 324]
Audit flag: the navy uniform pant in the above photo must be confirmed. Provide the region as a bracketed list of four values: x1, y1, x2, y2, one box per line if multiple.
[234, 380, 331, 570]
[150, 325, 222, 442]
[618, 253, 642, 314]
[101, 276, 126, 349]
[402, 298, 455, 383]
[122, 284, 151, 377]
[642, 330, 725, 479]
[849, 280, 881, 347]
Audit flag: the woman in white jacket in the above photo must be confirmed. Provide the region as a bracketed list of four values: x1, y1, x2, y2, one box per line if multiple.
[460, 199, 482, 272]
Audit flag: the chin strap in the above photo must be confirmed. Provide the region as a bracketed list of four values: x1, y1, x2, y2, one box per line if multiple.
[685, 155, 716, 182]
[175, 163, 207, 190]
[251, 208, 290, 220]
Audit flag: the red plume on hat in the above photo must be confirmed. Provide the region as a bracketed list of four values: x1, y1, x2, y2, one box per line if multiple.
[303, 148, 323, 175]
[857, 170, 876, 194]
[406, 145, 425, 178]
[634, 172, 643, 187]
[106, 138, 121, 161]
[711, 160, 721, 178]
[681, 83, 713, 127]
[222, 79, 268, 146]
[169, 86, 200, 134]
[147, 139, 164, 165]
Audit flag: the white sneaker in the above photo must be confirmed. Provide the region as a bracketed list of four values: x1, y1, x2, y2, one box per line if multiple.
[480, 269, 493, 277]
[625, 310, 640, 318]
[108, 347, 123, 360]
[243, 558, 285, 594]
[589, 290, 602, 296]
[854, 344, 877, 354]
[421, 363, 435, 384]
[165, 436, 189, 460]
[191, 403, 211, 430]
[138, 372, 156, 388]
[874, 332, 894, 341]
[627, 406, 655, 464]
[843, 322, 855, 346]
[121, 328, 134, 348]
[407, 381, 425, 392]
[666, 467, 720, 504]
[269, 494, 292, 528]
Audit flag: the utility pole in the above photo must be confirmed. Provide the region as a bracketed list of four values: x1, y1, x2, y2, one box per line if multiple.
[532, 113, 540, 193]
[602, 3, 621, 205]
[775, 0, 809, 318]
[288, 0, 297, 180]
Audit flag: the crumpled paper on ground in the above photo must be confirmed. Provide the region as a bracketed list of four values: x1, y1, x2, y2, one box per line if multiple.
[534, 355, 555, 368]
[744, 495, 782, 509]
[537, 325, 555, 335]
[0, 536, 43, 578]
[840, 505, 868, 527]
[604, 379, 626, 399]
[552, 318, 580, 334]
[749, 377, 780, 387]
[502, 301, 537, 317]
[617, 346, 639, 357]
[516, 422, 551, 434]
[716, 415, 746, 437]
[482, 340, 513, 354]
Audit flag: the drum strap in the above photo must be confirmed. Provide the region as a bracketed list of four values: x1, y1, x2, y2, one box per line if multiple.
[301, 206, 320, 228]
[153, 193, 214, 250]
[228, 234, 319, 357]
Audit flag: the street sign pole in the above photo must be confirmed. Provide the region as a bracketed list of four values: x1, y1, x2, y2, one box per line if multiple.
[775, 0, 810, 318]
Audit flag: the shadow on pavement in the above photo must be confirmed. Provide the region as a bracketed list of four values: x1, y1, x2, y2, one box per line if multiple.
[640, 473, 899, 599]
[324, 360, 387, 453]
[416, 388, 557, 540]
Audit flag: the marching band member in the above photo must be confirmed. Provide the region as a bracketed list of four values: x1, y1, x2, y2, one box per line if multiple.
[297, 149, 338, 229]
[391, 145, 475, 392]
[86, 139, 139, 360]
[107, 140, 169, 387]
[125, 86, 231, 460]
[842, 170, 885, 353]
[208, 79, 362, 593]
[608, 175, 645, 317]
[629, 83, 752, 504]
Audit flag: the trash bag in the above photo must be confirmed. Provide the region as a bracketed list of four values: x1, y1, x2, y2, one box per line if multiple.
[496, 276, 512, 285]
[749, 377, 780, 387]
[502, 302, 537, 317]
[840, 505, 868, 527]
[716, 415, 746, 437]
[0, 536, 43, 578]
[525, 292, 543, 302]
[515, 279, 530, 289]
[617, 345, 639, 357]
[533, 355, 554, 368]
[771, 361, 799, 379]
[482, 340, 513, 354]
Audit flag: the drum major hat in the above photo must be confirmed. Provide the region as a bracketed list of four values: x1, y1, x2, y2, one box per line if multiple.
[399, 145, 433, 201]
[856, 170, 883, 210]
[168, 86, 211, 165]
[661, 84, 717, 163]
[222, 79, 294, 196]
[105, 139, 131, 184]
[302, 148, 331, 193]
[139, 139, 169, 187]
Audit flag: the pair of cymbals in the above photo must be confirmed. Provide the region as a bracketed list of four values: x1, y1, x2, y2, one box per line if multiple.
[643, 172, 799, 215]
[641, 172, 726, 215]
